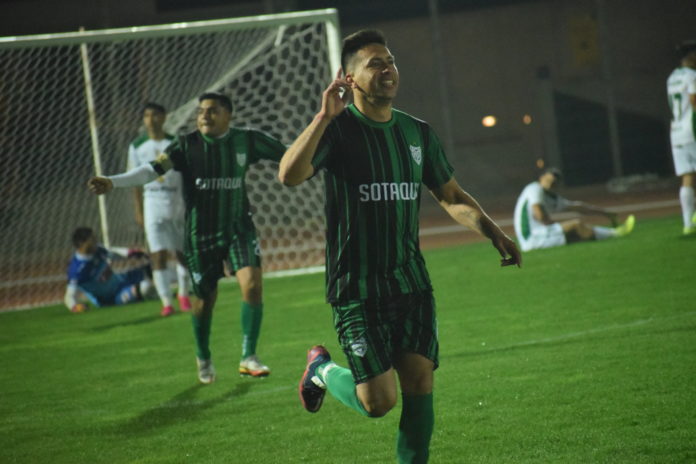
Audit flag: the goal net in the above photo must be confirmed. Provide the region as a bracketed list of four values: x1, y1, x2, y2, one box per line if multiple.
[0, 9, 340, 311]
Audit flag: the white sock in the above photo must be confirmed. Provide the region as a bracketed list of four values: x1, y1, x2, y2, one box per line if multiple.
[139, 279, 155, 299]
[679, 186, 695, 228]
[153, 269, 173, 306]
[593, 226, 616, 240]
[318, 362, 337, 381]
[176, 263, 190, 297]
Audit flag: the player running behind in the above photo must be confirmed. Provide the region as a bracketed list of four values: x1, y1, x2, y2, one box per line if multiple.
[278, 29, 521, 463]
[667, 40, 696, 235]
[513, 167, 635, 252]
[88, 93, 285, 383]
[128, 102, 192, 317]
[65, 227, 156, 313]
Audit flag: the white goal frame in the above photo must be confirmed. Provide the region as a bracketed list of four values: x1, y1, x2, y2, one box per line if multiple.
[0, 9, 340, 311]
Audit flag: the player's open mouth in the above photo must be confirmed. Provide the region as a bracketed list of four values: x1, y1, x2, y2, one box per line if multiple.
[381, 79, 396, 87]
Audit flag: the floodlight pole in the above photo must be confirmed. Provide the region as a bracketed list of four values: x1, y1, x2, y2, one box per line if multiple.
[597, 0, 623, 179]
[428, 0, 455, 158]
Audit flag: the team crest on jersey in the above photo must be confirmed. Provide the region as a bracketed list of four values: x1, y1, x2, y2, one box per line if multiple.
[409, 145, 422, 165]
[237, 152, 247, 167]
[350, 338, 368, 357]
[191, 272, 202, 284]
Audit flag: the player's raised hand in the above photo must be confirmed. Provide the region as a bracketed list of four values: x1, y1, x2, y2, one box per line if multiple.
[320, 68, 351, 120]
[87, 176, 113, 195]
[493, 233, 522, 268]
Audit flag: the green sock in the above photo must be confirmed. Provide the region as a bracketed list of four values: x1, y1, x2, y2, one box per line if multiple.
[318, 363, 369, 417]
[241, 301, 263, 359]
[191, 310, 213, 360]
[397, 393, 434, 464]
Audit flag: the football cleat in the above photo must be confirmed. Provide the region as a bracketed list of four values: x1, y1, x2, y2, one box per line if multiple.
[299, 345, 330, 413]
[239, 355, 271, 377]
[196, 358, 216, 384]
[615, 214, 635, 237]
[684, 226, 696, 236]
[178, 295, 192, 312]
[71, 303, 88, 313]
[160, 305, 175, 317]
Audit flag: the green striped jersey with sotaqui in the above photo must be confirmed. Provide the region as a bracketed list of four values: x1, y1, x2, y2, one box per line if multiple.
[155, 128, 284, 253]
[312, 104, 454, 303]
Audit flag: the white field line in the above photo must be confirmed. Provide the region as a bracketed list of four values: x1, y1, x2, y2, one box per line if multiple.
[69, 311, 696, 412]
[465, 310, 696, 355]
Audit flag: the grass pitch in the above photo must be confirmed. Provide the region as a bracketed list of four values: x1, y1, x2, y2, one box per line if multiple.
[1, 215, 694, 463]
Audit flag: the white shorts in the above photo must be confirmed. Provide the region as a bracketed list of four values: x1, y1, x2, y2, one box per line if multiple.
[144, 200, 184, 253]
[671, 141, 696, 176]
[520, 223, 566, 252]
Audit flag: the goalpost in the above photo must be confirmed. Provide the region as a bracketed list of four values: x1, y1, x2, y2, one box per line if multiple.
[0, 9, 341, 311]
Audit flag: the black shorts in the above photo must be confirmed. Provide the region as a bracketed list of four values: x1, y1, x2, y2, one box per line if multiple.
[331, 292, 439, 384]
[186, 229, 261, 299]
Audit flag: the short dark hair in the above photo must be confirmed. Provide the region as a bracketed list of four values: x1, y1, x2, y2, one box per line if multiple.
[341, 29, 387, 72]
[541, 167, 563, 181]
[143, 102, 166, 114]
[72, 227, 94, 248]
[198, 92, 233, 113]
[677, 40, 696, 60]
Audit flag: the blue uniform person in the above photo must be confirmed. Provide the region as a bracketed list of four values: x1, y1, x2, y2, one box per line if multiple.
[64, 227, 155, 312]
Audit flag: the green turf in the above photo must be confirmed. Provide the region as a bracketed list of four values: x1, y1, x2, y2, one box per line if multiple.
[1, 215, 695, 463]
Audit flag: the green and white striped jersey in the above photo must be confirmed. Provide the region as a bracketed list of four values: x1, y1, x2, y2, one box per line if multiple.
[154, 128, 285, 253]
[312, 104, 454, 303]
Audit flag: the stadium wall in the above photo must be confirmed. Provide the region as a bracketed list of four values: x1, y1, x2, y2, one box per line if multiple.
[2, 1, 691, 202]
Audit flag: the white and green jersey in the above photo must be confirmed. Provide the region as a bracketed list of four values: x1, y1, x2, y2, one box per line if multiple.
[514, 181, 569, 243]
[667, 67, 696, 145]
[127, 134, 181, 203]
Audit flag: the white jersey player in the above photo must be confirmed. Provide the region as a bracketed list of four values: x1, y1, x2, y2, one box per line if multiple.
[513, 168, 635, 252]
[666, 41, 696, 235]
[128, 102, 191, 316]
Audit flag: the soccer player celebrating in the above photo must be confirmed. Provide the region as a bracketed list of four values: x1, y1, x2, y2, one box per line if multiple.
[128, 102, 192, 317]
[513, 167, 635, 252]
[65, 227, 155, 313]
[88, 93, 285, 383]
[278, 30, 521, 463]
[667, 40, 696, 235]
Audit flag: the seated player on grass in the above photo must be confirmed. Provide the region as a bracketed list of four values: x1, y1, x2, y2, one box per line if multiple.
[513, 167, 635, 252]
[64, 227, 156, 313]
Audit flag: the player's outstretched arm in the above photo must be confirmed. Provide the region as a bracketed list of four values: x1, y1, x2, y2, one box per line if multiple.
[87, 163, 164, 195]
[430, 177, 521, 268]
[278, 68, 351, 186]
[87, 176, 113, 195]
[566, 201, 618, 226]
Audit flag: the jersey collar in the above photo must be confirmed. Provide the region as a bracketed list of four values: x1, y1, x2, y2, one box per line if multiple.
[200, 130, 231, 144]
[348, 104, 396, 129]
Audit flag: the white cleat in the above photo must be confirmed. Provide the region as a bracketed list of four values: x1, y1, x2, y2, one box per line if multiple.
[196, 358, 216, 384]
[239, 355, 271, 378]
